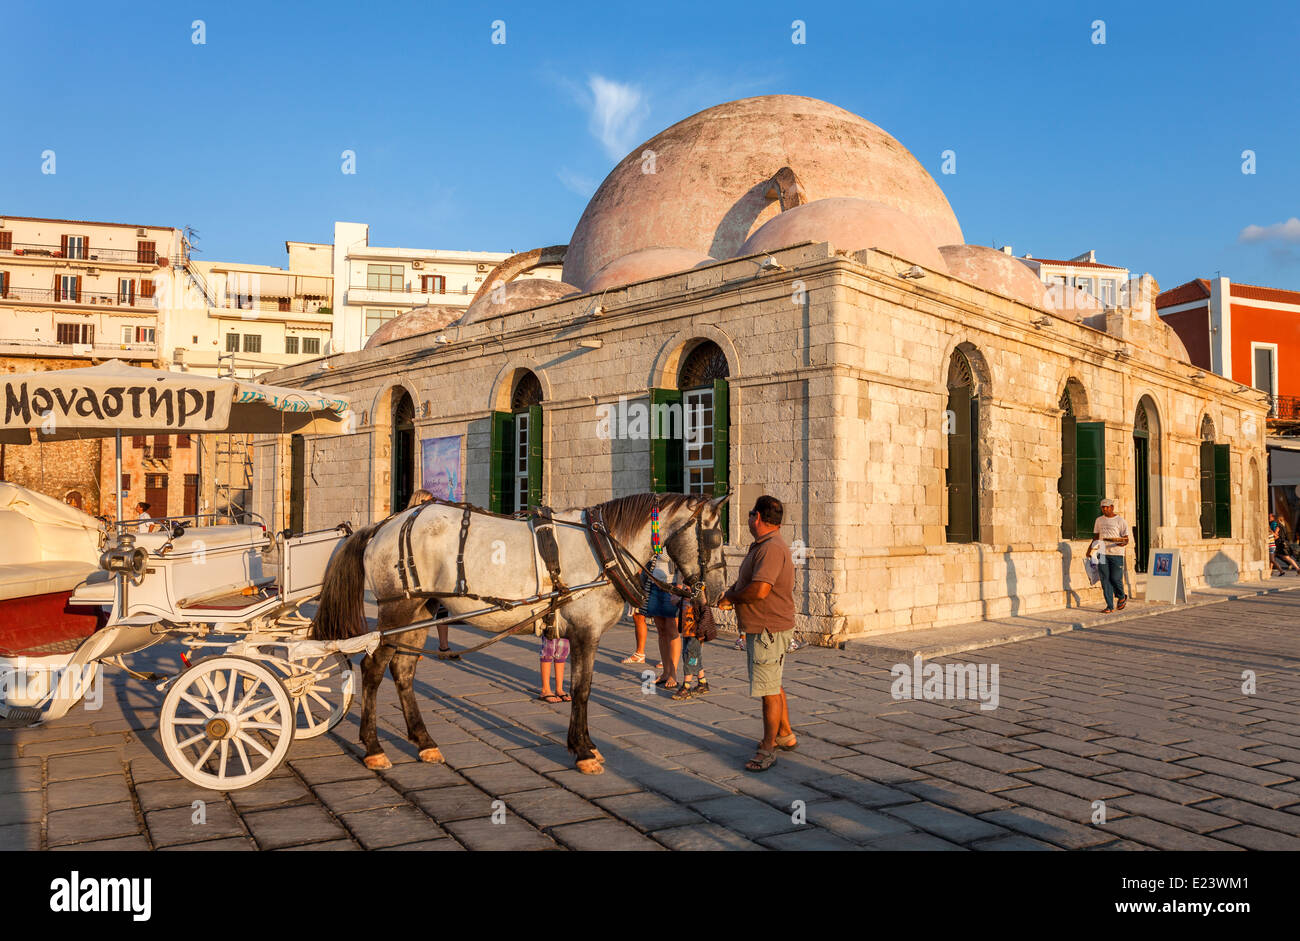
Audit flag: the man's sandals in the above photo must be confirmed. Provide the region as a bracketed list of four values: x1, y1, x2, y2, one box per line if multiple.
[745, 735, 797, 772]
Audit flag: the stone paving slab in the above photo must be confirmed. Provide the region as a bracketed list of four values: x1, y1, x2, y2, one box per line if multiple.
[843, 580, 1300, 659]
[5, 596, 1300, 851]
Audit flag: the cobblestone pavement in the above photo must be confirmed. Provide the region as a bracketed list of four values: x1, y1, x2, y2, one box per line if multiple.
[3, 593, 1300, 851]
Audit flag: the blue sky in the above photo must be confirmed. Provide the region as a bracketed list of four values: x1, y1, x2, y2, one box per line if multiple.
[4, 0, 1299, 291]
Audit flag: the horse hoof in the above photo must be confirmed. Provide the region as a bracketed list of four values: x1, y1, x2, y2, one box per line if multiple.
[592, 749, 605, 764]
[364, 754, 392, 771]
[419, 747, 445, 764]
[576, 758, 604, 775]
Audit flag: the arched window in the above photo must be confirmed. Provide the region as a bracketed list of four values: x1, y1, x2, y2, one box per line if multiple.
[491, 371, 543, 513]
[1058, 380, 1105, 540]
[1199, 415, 1230, 538]
[945, 349, 980, 543]
[650, 340, 730, 534]
[1131, 397, 1161, 572]
[391, 389, 415, 512]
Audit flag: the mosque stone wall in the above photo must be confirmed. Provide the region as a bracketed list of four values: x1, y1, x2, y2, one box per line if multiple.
[260, 243, 1267, 643]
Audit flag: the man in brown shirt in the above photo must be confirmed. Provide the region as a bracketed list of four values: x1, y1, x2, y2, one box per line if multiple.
[718, 495, 796, 772]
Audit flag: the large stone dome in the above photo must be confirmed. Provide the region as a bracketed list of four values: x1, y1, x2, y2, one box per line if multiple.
[563, 95, 964, 289]
[939, 244, 1054, 311]
[741, 198, 947, 271]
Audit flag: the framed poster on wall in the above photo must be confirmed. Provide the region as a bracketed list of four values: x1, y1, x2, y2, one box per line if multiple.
[421, 435, 462, 502]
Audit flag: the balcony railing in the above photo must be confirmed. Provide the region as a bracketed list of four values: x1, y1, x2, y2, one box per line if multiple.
[1268, 395, 1300, 423]
[1, 242, 159, 265]
[0, 338, 157, 357]
[222, 297, 331, 315]
[0, 285, 157, 307]
[349, 282, 472, 296]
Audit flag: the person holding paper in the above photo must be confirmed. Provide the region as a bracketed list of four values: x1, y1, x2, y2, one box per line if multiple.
[1091, 498, 1130, 613]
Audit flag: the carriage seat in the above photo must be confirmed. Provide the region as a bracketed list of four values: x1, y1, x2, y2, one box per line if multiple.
[0, 560, 100, 602]
[134, 524, 267, 556]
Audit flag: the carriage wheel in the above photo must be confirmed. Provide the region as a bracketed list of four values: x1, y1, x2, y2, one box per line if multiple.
[160, 655, 294, 790]
[267, 652, 354, 739]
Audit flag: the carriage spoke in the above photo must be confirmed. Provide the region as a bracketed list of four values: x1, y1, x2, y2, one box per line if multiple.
[224, 670, 239, 712]
[300, 695, 319, 732]
[238, 720, 282, 730]
[233, 679, 263, 716]
[194, 739, 219, 768]
[306, 688, 333, 712]
[236, 731, 274, 759]
[218, 739, 230, 778]
[179, 691, 215, 719]
[197, 674, 224, 710]
[233, 736, 252, 775]
[237, 697, 278, 720]
[177, 730, 208, 749]
[170, 716, 206, 725]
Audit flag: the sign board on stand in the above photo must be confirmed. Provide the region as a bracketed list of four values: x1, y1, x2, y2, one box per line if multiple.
[1145, 549, 1186, 604]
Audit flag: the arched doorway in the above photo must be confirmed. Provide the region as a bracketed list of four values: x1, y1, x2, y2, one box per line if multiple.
[391, 389, 415, 512]
[490, 371, 542, 513]
[1132, 400, 1154, 572]
[650, 339, 731, 534]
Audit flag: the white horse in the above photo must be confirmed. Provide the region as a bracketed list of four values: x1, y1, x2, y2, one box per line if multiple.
[311, 492, 728, 774]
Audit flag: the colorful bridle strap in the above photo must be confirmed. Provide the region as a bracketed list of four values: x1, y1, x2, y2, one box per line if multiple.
[650, 502, 662, 557]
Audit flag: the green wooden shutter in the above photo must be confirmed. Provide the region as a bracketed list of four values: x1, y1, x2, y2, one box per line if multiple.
[1199, 440, 1216, 538]
[528, 404, 543, 508]
[489, 411, 512, 513]
[712, 379, 729, 538]
[1074, 422, 1106, 537]
[945, 385, 974, 543]
[649, 388, 683, 492]
[1060, 414, 1077, 539]
[1214, 444, 1231, 538]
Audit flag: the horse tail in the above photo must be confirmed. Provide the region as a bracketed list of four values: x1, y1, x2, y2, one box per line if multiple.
[311, 523, 382, 641]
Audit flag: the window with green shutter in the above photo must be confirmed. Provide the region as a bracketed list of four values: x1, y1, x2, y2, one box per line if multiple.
[1074, 422, 1106, 537]
[945, 350, 980, 544]
[649, 388, 683, 492]
[712, 378, 729, 539]
[1059, 392, 1077, 539]
[489, 411, 513, 513]
[527, 403, 543, 508]
[1214, 443, 1231, 538]
[1199, 439, 1216, 538]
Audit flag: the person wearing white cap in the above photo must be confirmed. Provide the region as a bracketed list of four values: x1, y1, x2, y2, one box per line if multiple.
[1091, 498, 1130, 612]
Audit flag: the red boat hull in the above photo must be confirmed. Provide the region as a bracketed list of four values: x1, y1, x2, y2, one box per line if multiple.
[0, 590, 106, 657]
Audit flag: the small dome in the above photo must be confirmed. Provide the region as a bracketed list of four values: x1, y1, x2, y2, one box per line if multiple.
[364, 305, 462, 349]
[738, 198, 947, 272]
[939, 244, 1055, 311]
[563, 95, 963, 288]
[583, 247, 716, 293]
[460, 278, 580, 325]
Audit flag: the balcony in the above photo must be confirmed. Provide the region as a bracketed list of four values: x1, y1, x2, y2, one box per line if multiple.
[0, 338, 157, 360]
[1268, 395, 1300, 424]
[0, 285, 157, 308]
[347, 282, 473, 306]
[1, 242, 159, 265]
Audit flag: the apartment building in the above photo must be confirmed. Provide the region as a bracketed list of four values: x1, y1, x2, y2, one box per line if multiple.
[0, 215, 195, 518]
[326, 221, 565, 352]
[1016, 249, 1132, 311]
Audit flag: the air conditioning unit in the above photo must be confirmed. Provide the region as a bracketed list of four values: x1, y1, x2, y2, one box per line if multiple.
[476, 264, 488, 272]
[136, 228, 147, 237]
[411, 261, 423, 269]
[86, 268, 99, 276]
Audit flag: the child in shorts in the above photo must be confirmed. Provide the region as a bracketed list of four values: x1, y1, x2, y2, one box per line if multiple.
[673, 599, 711, 700]
[539, 636, 570, 703]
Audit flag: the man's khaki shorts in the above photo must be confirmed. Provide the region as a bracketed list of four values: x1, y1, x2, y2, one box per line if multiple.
[745, 629, 793, 698]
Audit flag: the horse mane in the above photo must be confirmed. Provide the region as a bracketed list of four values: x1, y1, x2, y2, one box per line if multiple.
[594, 492, 699, 545]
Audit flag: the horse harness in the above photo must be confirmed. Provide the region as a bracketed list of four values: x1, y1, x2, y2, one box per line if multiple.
[376, 495, 724, 659]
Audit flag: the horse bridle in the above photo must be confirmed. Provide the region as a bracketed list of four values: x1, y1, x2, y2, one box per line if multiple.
[644, 495, 726, 604]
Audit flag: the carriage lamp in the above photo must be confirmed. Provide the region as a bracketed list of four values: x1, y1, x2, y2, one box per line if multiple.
[100, 533, 148, 581]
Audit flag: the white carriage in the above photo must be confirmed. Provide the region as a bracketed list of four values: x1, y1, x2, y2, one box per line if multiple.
[0, 362, 362, 790]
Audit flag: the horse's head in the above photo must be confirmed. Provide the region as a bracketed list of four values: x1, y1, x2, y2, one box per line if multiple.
[662, 493, 729, 606]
